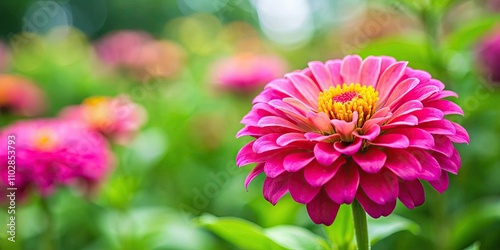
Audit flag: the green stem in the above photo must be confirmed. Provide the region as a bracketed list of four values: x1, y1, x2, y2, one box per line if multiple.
[352, 200, 369, 250]
[41, 198, 56, 250]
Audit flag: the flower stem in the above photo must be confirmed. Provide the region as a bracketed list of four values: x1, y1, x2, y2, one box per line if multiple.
[352, 200, 369, 250]
[41, 198, 56, 250]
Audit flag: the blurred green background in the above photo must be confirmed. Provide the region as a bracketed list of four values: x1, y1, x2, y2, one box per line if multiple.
[1, 0, 500, 249]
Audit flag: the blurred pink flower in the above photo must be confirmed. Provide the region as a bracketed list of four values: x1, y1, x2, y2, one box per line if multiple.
[95, 30, 153, 69]
[95, 31, 186, 80]
[210, 53, 287, 93]
[237, 55, 469, 225]
[477, 30, 500, 84]
[0, 119, 113, 201]
[132, 40, 186, 80]
[0, 74, 47, 116]
[59, 95, 147, 145]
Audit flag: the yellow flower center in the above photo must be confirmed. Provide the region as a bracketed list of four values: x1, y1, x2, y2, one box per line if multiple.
[317, 83, 379, 127]
[82, 96, 113, 128]
[33, 129, 58, 151]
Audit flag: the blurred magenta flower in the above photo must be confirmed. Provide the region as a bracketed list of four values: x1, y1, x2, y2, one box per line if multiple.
[95, 31, 185, 80]
[0, 74, 47, 116]
[59, 95, 146, 145]
[95, 30, 153, 70]
[477, 30, 500, 83]
[0, 119, 113, 201]
[132, 40, 186, 80]
[210, 53, 287, 93]
[236, 55, 469, 225]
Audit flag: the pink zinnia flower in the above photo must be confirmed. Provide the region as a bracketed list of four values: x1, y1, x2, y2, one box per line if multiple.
[236, 55, 470, 225]
[129, 40, 186, 80]
[0, 74, 47, 116]
[0, 119, 112, 201]
[210, 53, 287, 93]
[59, 95, 146, 145]
[95, 30, 153, 69]
[477, 30, 500, 84]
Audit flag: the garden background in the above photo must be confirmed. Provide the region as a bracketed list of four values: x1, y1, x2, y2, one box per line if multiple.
[0, 0, 500, 249]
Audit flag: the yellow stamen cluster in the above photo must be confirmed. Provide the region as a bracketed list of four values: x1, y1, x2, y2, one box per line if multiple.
[33, 129, 58, 151]
[318, 83, 379, 127]
[82, 96, 113, 128]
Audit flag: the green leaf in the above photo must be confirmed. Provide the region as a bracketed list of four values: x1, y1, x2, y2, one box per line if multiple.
[368, 215, 420, 245]
[450, 198, 500, 250]
[197, 214, 285, 250]
[356, 36, 431, 74]
[445, 15, 500, 51]
[324, 205, 355, 250]
[463, 242, 481, 250]
[265, 225, 330, 250]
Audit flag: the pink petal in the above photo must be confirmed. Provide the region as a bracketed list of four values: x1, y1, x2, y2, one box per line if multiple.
[308, 61, 333, 91]
[305, 132, 341, 142]
[283, 152, 315, 172]
[340, 55, 362, 84]
[307, 112, 334, 133]
[410, 149, 441, 181]
[360, 168, 399, 205]
[384, 149, 421, 180]
[356, 189, 396, 218]
[447, 122, 470, 144]
[384, 78, 420, 108]
[418, 120, 456, 136]
[286, 73, 320, 108]
[269, 99, 306, 118]
[381, 114, 419, 130]
[353, 124, 381, 141]
[427, 79, 445, 91]
[253, 88, 282, 104]
[264, 157, 286, 178]
[429, 170, 449, 194]
[359, 56, 382, 87]
[263, 174, 291, 205]
[325, 60, 343, 85]
[433, 151, 459, 175]
[389, 100, 423, 120]
[313, 142, 341, 166]
[398, 179, 425, 209]
[276, 133, 308, 147]
[252, 134, 281, 153]
[282, 97, 312, 114]
[376, 61, 408, 104]
[379, 56, 397, 72]
[324, 161, 359, 204]
[362, 107, 392, 130]
[412, 108, 444, 123]
[425, 99, 464, 116]
[306, 190, 340, 226]
[258, 116, 303, 131]
[236, 141, 258, 167]
[289, 171, 322, 203]
[370, 134, 410, 148]
[267, 79, 315, 109]
[385, 128, 434, 150]
[304, 158, 345, 186]
[352, 147, 387, 173]
[245, 163, 264, 189]
[427, 90, 458, 100]
[404, 68, 431, 83]
[432, 135, 454, 157]
[331, 111, 359, 139]
[334, 137, 363, 155]
[399, 85, 440, 103]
